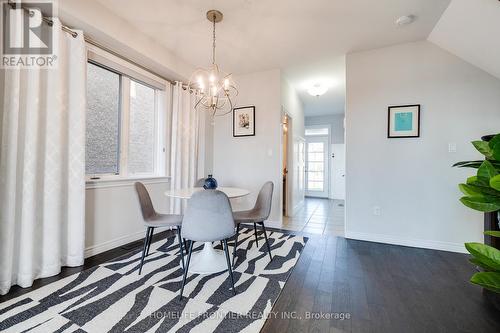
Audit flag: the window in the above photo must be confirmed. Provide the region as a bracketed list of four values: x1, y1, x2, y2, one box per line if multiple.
[305, 127, 329, 136]
[128, 80, 156, 175]
[85, 55, 166, 180]
[86, 63, 121, 175]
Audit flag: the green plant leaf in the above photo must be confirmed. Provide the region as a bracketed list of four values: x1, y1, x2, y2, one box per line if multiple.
[467, 175, 491, 187]
[493, 144, 500, 161]
[453, 160, 484, 168]
[453, 160, 500, 170]
[488, 134, 500, 149]
[459, 184, 482, 196]
[469, 258, 497, 271]
[478, 160, 498, 180]
[459, 183, 500, 197]
[465, 242, 500, 270]
[488, 134, 500, 161]
[467, 176, 483, 187]
[470, 272, 500, 293]
[485, 230, 500, 238]
[460, 196, 500, 212]
[473, 141, 493, 158]
[490, 174, 500, 192]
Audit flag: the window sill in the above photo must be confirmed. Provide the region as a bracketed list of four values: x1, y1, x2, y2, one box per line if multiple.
[85, 176, 170, 190]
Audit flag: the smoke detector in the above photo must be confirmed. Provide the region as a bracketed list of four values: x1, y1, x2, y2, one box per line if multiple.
[396, 15, 416, 26]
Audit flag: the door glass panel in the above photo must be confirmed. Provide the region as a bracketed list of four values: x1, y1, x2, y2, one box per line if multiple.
[307, 141, 325, 191]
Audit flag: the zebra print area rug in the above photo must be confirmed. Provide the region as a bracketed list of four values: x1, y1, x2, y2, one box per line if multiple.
[0, 228, 307, 333]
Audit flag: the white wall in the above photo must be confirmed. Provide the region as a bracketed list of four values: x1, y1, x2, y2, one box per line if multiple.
[281, 78, 306, 214]
[305, 115, 345, 144]
[85, 181, 171, 257]
[345, 41, 500, 253]
[213, 69, 282, 222]
[202, 112, 214, 176]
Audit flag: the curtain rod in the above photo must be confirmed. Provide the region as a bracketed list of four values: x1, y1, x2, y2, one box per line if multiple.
[7, 0, 79, 38]
[7, 0, 187, 88]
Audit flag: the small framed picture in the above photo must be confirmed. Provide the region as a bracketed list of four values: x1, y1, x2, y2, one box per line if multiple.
[233, 106, 255, 137]
[388, 104, 420, 138]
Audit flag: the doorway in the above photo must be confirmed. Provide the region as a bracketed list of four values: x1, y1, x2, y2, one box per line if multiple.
[305, 126, 330, 198]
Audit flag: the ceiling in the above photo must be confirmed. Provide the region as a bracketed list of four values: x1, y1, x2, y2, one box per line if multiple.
[429, 0, 500, 81]
[283, 56, 346, 116]
[93, 0, 451, 116]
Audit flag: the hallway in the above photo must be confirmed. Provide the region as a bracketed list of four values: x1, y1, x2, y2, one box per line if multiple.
[268, 198, 345, 236]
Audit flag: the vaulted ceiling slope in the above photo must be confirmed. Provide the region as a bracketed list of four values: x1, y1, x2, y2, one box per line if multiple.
[429, 0, 500, 80]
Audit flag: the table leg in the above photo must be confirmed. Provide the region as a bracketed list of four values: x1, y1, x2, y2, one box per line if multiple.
[180, 241, 228, 274]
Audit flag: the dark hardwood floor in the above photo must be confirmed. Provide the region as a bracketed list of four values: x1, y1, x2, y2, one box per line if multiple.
[2, 229, 499, 332]
[262, 232, 500, 333]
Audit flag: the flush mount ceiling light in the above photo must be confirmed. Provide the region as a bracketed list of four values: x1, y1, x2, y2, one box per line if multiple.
[396, 15, 416, 26]
[188, 10, 238, 116]
[307, 84, 328, 97]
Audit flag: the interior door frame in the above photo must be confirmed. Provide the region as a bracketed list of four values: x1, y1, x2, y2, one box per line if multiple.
[305, 124, 331, 198]
[331, 143, 346, 200]
[280, 110, 294, 217]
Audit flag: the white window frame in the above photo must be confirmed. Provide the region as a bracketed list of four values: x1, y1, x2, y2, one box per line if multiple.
[85, 44, 168, 184]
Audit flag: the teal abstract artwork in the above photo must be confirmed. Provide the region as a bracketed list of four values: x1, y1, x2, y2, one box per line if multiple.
[394, 112, 413, 131]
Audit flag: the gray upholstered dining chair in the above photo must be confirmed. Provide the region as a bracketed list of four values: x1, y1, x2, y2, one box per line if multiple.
[232, 181, 274, 266]
[179, 190, 237, 299]
[135, 182, 185, 275]
[195, 177, 226, 249]
[194, 178, 206, 187]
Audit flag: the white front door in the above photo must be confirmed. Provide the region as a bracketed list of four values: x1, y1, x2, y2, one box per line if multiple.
[305, 136, 329, 198]
[331, 144, 345, 200]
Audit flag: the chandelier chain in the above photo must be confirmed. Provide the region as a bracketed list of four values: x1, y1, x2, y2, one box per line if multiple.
[212, 15, 216, 65]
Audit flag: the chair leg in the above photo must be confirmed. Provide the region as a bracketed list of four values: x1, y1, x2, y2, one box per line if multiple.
[220, 240, 224, 250]
[176, 227, 185, 270]
[223, 239, 236, 295]
[179, 241, 194, 300]
[253, 222, 259, 247]
[145, 227, 154, 257]
[260, 222, 273, 261]
[138, 227, 152, 275]
[183, 239, 188, 254]
[232, 224, 240, 267]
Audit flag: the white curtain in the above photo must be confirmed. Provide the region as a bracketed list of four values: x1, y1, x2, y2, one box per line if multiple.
[169, 82, 201, 214]
[0, 19, 86, 295]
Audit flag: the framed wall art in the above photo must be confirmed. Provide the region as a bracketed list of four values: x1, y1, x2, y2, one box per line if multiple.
[233, 106, 255, 137]
[388, 104, 420, 138]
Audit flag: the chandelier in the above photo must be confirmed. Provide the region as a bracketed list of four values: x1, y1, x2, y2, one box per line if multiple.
[189, 10, 238, 116]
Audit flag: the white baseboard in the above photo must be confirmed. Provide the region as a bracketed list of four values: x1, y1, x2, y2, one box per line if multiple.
[344, 231, 467, 254]
[84, 230, 146, 258]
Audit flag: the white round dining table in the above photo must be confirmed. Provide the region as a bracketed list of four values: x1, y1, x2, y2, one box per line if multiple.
[164, 186, 250, 274]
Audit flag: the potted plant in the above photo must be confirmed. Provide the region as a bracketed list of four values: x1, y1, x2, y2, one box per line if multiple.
[454, 133, 500, 310]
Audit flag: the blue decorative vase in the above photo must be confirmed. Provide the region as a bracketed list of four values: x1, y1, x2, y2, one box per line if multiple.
[203, 175, 218, 190]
